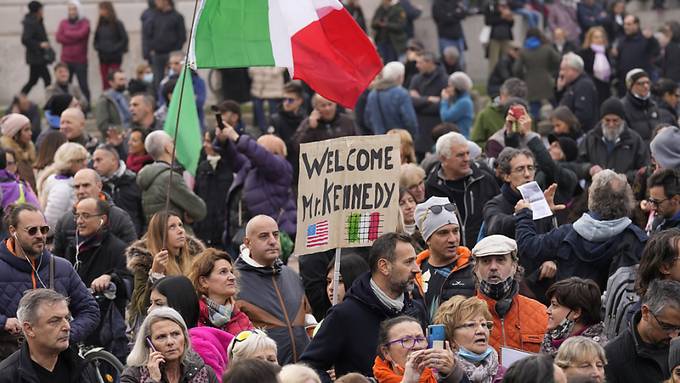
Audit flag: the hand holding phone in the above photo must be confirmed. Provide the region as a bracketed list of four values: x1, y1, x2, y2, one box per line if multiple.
[146, 336, 165, 381]
[427, 324, 447, 350]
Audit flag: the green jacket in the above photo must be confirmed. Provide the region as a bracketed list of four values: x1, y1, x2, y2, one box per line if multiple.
[95, 92, 126, 137]
[470, 102, 505, 148]
[136, 162, 207, 225]
[371, 3, 408, 54]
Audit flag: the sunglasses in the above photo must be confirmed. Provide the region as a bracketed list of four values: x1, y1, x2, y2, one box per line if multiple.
[428, 203, 456, 214]
[23, 225, 50, 236]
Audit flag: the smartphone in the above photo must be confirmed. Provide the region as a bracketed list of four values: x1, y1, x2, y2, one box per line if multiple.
[509, 105, 525, 133]
[427, 324, 446, 350]
[146, 336, 157, 352]
[215, 113, 226, 130]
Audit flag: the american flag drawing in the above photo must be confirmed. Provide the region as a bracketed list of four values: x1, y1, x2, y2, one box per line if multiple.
[306, 220, 329, 248]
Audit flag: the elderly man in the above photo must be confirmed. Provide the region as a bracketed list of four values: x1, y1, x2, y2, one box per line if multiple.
[53, 168, 137, 259]
[472, 235, 548, 356]
[59, 107, 98, 153]
[577, 97, 648, 183]
[409, 52, 449, 159]
[137, 131, 206, 229]
[516, 169, 647, 292]
[605, 280, 680, 383]
[557, 52, 599, 132]
[414, 196, 475, 319]
[365, 62, 418, 136]
[648, 169, 680, 232]
[621, 69, 670, 142]
[92, 144, 144, 234]
[300, 232, 428, 381]
[0, 289, 98, 382]
[128, 93, 162, 132]
[425, 131, 500, 247]
[235, 215, 311, 365]
[0, 204, 99, 360]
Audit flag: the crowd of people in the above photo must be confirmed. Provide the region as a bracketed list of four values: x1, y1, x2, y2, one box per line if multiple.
[1, 0, 680, 382]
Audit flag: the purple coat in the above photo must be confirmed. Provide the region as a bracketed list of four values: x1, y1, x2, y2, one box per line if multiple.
[0, 170, 39, 209]
[222, 136, 296, 238]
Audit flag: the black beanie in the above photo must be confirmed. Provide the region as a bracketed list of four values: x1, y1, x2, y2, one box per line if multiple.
[28, 1, 42, 13]
[44, 94, 74, 117]
[600, 97, 625, 119]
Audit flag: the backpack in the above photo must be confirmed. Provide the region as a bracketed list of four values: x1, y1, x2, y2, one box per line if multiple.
[602, 264, 639, 339]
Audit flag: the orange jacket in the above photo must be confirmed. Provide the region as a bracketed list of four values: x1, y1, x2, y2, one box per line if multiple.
[414, 247, 473, 296]
[477, 290, 548, 360]
[372, 356, 437, 383]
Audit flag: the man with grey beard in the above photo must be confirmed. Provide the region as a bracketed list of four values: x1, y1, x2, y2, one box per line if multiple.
[577, 97, 649, 183]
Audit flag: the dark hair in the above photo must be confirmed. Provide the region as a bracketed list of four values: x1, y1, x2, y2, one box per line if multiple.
[643, 279, 680, 314]
[326, 253, 369, 294]
[95, 143, 120, 161]
[215, 100, 241, 119]
[497, 147, 535, 176]
[0, 148, 6, 169]
[376, 315, 419, 356]
[500, 78, 528, 99]
[97, 1, 117, 27]
[652, 78, 679, 98]
[637, 229, 680, 296]
[54, 62, 69, 73]
[75, 198, 111, 218]
[545, 277, 602, 325]
[107, 69, 125, 83]
[189, 248, 234, 295]
[503, 354, 556, 383]
[648, 169, 680, 198]
[419, 51, 437, 63]
[431, 122, 460, 141]
[222, 358, 281, 383]
[3, 204, 41, 230]
[502, 97, 529, 115]
[283, 81, 304, 98]
[368, 232, 414, 273]
[151, 276, 200, 328]
[550, 106, 582, 136]
[162, 78, 177, 105]
[34, 131, 68, 170]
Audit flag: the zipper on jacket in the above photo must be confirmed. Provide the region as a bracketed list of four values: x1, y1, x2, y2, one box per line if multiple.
[500, 317, 507, 348]
[272, 275, 298, 361]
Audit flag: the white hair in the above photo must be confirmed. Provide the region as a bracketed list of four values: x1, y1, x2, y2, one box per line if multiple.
[126, 307, 190, 367]
[381, 61, 405, 84]
[279, 364, 321, 383]
[448, 71, 473, 92]
[145, 130, 172, 160]
[562, 52, 584, 73]
[436, 132, 469, 159]
[227, 329, 278, 363]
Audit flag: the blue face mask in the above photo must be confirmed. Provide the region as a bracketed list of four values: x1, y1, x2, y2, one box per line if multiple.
[457, 346, 493, 364]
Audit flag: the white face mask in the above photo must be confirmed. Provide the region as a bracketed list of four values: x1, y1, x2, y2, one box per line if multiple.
[143, 73, 153, 84]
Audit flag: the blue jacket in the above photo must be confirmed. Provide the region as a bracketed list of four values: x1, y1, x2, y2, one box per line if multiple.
[440, 91, 474, 138]
[0, 240, 100, 344]
[365, 84, 418, 136]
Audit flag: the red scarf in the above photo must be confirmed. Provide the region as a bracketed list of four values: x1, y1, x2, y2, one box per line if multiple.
[372, 356, 437, 383]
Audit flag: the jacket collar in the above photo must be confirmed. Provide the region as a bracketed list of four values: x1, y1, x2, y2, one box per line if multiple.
[17, 343, 85, 383]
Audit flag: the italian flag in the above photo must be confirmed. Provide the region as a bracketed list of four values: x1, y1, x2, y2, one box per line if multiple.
[189, 0, 382, 108]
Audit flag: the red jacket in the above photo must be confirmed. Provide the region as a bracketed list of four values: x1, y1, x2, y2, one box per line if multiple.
[477, 290, 548, 360]
[56, 18, 90, 64]
[197, 298, 254, 336]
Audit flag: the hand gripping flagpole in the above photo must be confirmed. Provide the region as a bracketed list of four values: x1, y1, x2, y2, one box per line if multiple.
[161, 0, 201, 249]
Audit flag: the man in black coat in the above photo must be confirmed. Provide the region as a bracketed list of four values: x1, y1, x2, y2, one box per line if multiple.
[432, 0, 467, 69]
[605, 280, 680, 383]
[426, 132, 500, 248]
[621, 69, 671, 143]
[93, 145, 145, 235]
[613, 15, 660, 96]
[0, 289, 99, 383]
[20, 1, 52, 95]
[143, 0, 186, 93]
[270, 81, 307, 166]
[648, 169, 680, 232]
[409, 52, 448, 160]
[557, 53, 599, 132]
[299, 233, 428, 382]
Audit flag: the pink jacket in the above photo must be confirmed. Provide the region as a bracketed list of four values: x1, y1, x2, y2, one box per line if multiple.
[189, 327, 233, 382]
[56, 18, 90, 64]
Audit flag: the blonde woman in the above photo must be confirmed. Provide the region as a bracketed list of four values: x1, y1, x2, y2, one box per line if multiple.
[126, 211, 205, 331]
[578, 26, 612, 102]
[433, 295, 504, 383]
[279, 364, 321, 383]
[399, 163, 426, 203]
[554, 336, 606, 383]
[387, 129, 417, 164]
[36, 142, 88, 230]
[227, 329, 279, 365]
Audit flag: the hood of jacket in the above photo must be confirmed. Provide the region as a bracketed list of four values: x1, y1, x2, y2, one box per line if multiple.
[136, 161, 173, 191]
[566, 213, 645, 265]
[572, 212, 631, 242]
[125, 235, 205, 273]
[234, 249, 283, 276]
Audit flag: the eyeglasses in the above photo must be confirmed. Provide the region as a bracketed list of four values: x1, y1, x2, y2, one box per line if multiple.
[384, 335, 427, 350]
[650, 311, 680, 333]
[74, 213, 103, 220]
[428, 203, 456, 214]
[23, 225, 49, 236]
[455, 321, 494, 331]
[511, 165, 536, 174]
[648, 197, 669, 207]
[283, 97, 298, 104]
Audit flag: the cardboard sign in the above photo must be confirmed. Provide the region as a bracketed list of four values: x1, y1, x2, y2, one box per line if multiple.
[295, 135, 401, 255]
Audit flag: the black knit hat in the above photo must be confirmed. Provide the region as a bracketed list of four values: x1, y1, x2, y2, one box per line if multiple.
[548, 134, 578, 162]
[28, 1, 43, 13]
[600, 97, 626, 119]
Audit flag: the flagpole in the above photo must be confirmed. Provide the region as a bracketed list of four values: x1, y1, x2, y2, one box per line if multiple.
[162, 0, 201, 249]
[331, 247, 342, 305]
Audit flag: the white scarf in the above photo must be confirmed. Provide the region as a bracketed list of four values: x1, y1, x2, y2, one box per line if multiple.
[370, 278, 404, 312]
[591, 44, 611, 82]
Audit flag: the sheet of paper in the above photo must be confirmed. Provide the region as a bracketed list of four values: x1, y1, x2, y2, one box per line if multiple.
[501, 347, 534, 368]
[518, 181, 553, 220]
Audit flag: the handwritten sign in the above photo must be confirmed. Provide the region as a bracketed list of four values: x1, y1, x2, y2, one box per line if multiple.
[295, 135, 401, 255]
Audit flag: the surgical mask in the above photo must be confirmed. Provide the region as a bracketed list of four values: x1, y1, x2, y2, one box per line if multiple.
[167, 69, 177, 77]
[479, 276, 514, 301]
[549, 311, 575, 340]
[143, 72, 153, 84]
[458, 346, 493, 364]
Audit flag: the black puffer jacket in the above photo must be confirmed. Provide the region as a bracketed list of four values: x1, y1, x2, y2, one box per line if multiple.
[144, 8, 186, 55]
[94, 19, 128, 64]
[621, 92, 671, 142]
[432, 0, 467, 40]
[0, 344, 98, 383]
[409, 66, 449, 155]
[193, 154, 233, 248]
[21, 13, 49, 65]
[103, 167, 145, 236]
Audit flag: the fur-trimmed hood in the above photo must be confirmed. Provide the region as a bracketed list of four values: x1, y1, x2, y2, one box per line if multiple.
[126, 235, 206, 273]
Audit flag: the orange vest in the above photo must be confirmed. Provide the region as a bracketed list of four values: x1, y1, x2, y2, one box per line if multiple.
[476, 290, 548, 360]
